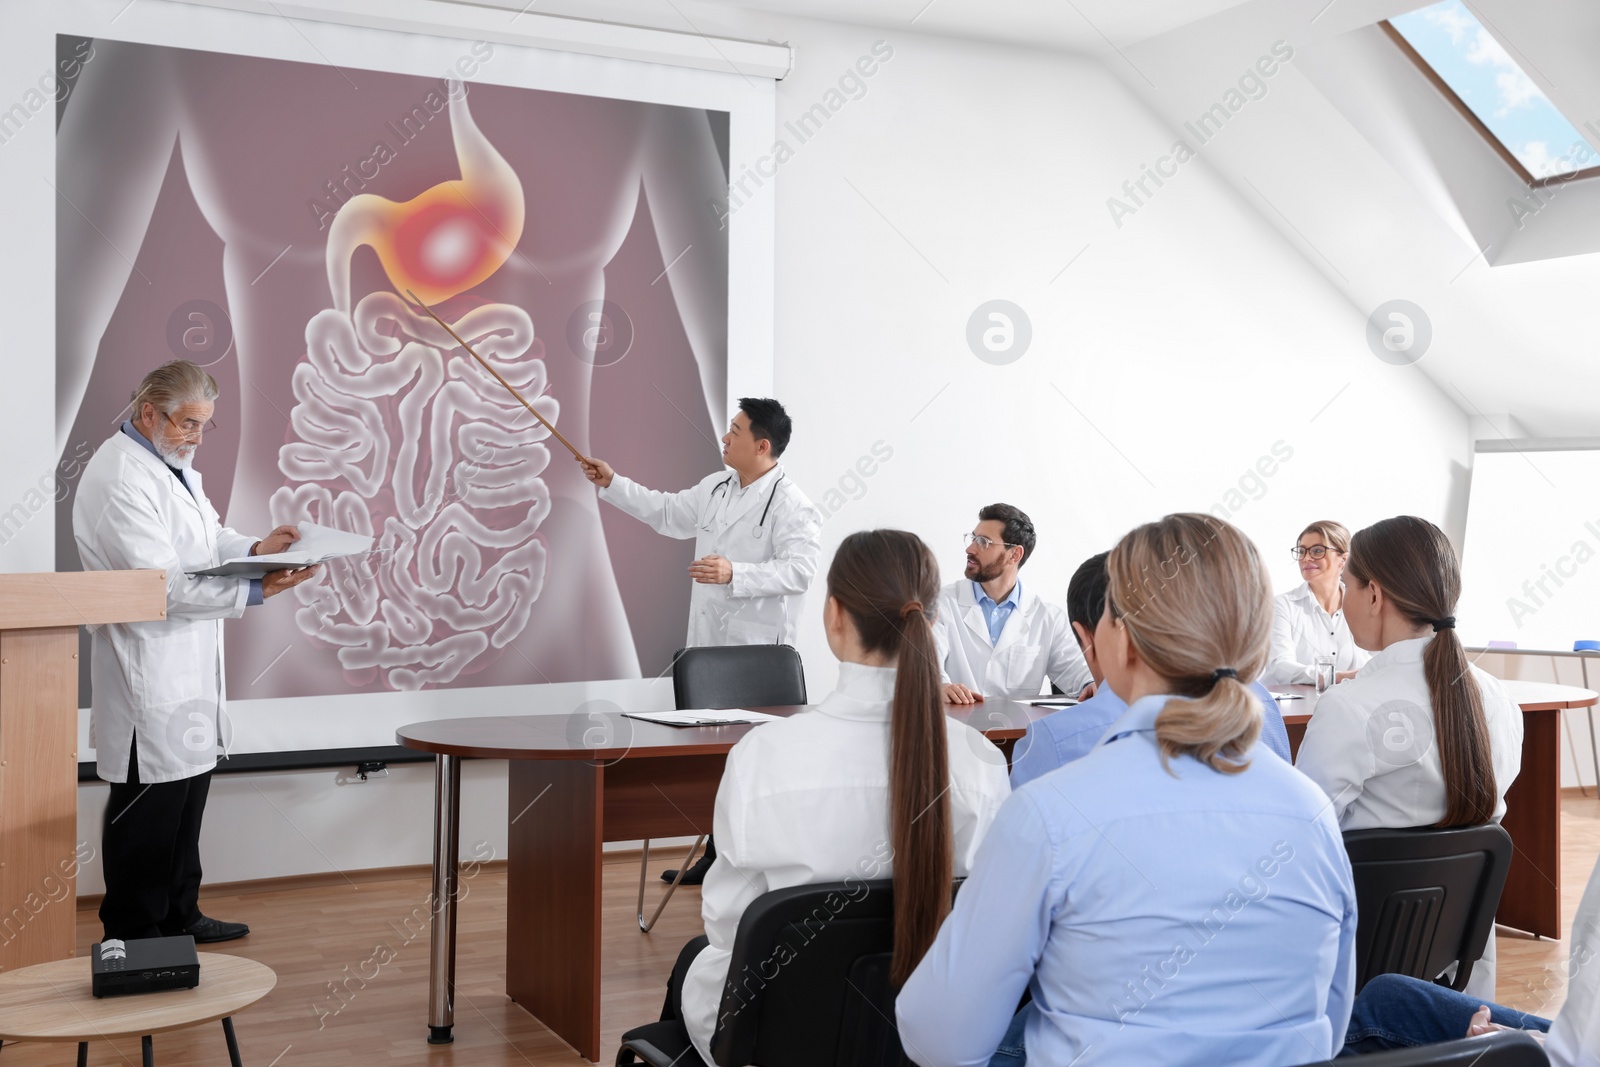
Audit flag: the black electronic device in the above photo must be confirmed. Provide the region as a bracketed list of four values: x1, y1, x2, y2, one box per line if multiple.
[90, 935, 201, 998]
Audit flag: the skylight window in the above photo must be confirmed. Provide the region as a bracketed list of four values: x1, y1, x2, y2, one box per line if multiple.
[1386, 1, 1597, 184]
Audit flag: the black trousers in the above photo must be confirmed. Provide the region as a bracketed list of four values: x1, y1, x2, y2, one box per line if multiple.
[99, 735, 213, 941]
[661, 934, 711, 1022]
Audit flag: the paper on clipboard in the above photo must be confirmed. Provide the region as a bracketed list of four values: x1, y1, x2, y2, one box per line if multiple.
[187, 522, 373, 577]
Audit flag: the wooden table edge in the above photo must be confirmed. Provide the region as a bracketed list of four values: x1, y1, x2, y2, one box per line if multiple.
[0, 956, 276, 1043]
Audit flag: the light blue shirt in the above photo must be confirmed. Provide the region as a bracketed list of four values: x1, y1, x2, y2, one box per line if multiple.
[898, 693, 1357, 1067]
[1010, 679, 1293, 789]
[121, 421, 262, 607]
[973, 579, 1020, 646]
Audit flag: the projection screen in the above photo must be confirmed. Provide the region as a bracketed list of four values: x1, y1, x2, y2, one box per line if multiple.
[1, 0, 777, 754]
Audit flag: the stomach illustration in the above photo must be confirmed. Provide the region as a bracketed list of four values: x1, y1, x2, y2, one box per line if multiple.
[271, 82, 547, 691]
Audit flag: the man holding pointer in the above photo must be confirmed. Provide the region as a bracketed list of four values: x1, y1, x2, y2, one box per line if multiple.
[580, 398, 822, 886]
[580, 398, 822, 649]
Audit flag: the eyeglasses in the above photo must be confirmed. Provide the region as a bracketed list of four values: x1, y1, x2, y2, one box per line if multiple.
[1290, 545, 1340, 561]
[964, 533, 1018, 552]
[164, 413, 218, 440]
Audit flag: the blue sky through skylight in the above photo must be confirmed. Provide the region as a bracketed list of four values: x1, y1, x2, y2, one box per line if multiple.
[1390, 1, 1596, 179]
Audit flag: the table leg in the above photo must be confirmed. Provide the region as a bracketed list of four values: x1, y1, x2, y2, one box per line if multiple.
[221, 1017, 243, 1067]
[77, 1043, 87, 1067]
[427, 754, 462, 1045]
[142, 1035, 153, 1067]
[1498, 708, 1562, 938]
[507, 760, 602, 1062]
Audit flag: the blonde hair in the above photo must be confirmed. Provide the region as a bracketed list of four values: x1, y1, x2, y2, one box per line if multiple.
[1299, 520, 1351, 555]
[1106, 513, 1273, 774]
[130, 360, 218, 418]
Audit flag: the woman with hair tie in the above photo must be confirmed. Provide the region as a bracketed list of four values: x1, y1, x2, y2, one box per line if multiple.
[1267, 520, 1370, 685]
[1296, 515, 1523, 997]
[897, 513, 1357, 1067]
[647, 530, 1011, 1066]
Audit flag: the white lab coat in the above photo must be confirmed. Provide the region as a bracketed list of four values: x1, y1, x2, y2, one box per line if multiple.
[598, 464, 822, 647]
[1547, 855, 1600, 1067]
[931, 579, 1091, 699]
[73, 431, 256, 784]
[1266, 581, 1370, 685]
[1295, 635, 1522, 998]
[1295, 635, 1523, 830]
[680, 663, 1012, 1063]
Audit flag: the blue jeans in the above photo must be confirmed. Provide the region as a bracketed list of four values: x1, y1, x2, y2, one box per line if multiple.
[986, 1003, 1030, 1067]
[1342, 973, 1551, 1056]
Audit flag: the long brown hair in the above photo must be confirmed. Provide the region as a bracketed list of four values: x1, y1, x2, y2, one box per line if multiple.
[826, 530, 947, 986]
[1105, 513, 1273, 773]
[1348, 516, 1495, 827]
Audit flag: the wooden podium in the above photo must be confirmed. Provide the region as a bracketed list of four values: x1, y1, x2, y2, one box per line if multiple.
[0, 570, 166, 973]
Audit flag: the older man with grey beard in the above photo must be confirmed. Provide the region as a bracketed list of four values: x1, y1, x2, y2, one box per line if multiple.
[74, 359, 318, 944]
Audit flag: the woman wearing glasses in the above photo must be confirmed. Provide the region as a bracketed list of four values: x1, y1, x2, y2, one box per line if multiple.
[1264, 520, 1370, 686]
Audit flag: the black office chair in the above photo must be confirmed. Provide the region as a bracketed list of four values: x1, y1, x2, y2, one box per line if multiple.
[636, 645, 808, 932]
[1343, 824, 1513, 993]
[671, 644, 808, 711]
[1291, 1028, 1548, 1066]
[617, 879, 912, 1067]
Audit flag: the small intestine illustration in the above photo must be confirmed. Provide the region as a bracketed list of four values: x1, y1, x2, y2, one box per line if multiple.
[271, 84, 548, 690]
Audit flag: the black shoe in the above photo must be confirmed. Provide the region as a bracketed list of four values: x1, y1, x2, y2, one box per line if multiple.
[660, 850, 715, 886]
[175, 915, 250, 943]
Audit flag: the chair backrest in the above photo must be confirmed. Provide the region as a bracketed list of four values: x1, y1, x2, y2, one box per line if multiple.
[1290, 1029, 1548, 1066]
[709, 879, 909, 1067]
[1343, 823, 1513, 993]
[672, 645, 807, 711]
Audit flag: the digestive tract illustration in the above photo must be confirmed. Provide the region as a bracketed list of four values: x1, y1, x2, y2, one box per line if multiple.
[271, 85, 549, 690]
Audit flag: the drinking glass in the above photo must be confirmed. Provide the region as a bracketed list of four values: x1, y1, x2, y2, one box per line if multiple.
[1314, 656, 1335, 694]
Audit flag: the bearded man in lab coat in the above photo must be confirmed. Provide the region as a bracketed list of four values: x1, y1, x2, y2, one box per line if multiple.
[935, 503, 1092, 705]
[74, 360, 318, 943]
[580, 396, 821, 884]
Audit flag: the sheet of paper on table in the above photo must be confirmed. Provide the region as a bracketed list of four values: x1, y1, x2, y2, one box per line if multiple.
[622, 709, 785, 727]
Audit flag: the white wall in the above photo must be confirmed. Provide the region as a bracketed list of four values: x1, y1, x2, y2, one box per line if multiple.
[38, 8, 1472, 887]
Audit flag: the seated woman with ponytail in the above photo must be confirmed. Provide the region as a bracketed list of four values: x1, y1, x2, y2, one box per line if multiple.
[897, 513, 1358, 1067]
[1295, 516, 1522, 997]
[658, 530, 1011, 1066]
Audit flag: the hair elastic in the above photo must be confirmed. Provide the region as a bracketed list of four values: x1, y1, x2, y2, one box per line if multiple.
[1430, 616, 1456, 632]
[1210, 667, 1238, 683]
[899, 600, 924, 621]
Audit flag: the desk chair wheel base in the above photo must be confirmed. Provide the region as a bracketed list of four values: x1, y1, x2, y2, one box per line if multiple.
[428, 1024, 454, 1044]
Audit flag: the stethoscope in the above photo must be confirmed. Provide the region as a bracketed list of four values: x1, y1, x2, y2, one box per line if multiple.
[707, 472, 783, 539]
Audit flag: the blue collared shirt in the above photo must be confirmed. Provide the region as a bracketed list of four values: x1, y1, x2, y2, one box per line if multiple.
[973, 579, 1020, 645]
[897, 694, 1358, 1067]
[1010, 679, 1293, 789]
[122, 421, 262, 607]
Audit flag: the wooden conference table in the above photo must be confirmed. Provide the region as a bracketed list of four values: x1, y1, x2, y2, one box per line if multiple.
[397, 697, 1040, 1060]
[400, 680, 1593, 1061]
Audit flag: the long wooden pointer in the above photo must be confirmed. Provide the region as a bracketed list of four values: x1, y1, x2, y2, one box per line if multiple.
[405, 289, 587, 462]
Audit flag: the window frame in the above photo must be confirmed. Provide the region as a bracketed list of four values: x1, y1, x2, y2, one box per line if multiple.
[1380, 19, 1600, 189]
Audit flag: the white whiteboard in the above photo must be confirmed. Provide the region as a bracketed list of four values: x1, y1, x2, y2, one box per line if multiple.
[1459, 445, 1600, 651]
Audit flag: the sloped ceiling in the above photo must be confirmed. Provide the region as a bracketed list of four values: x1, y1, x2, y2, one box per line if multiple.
[464, 0, 1600, 436]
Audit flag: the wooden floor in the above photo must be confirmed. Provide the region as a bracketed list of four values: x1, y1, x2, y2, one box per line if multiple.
[7, 795, 1598, 1065]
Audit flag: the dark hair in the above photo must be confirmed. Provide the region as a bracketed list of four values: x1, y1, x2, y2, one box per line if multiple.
[977, 503, 1037, 566]
[1066, 552, 1110, 633]
[826, 530, 946, 987]
[737, 397, 793, 458]
[1347, 516, 1495, 827]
